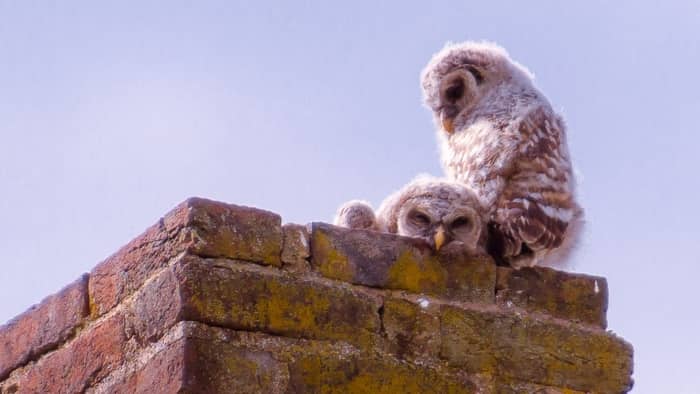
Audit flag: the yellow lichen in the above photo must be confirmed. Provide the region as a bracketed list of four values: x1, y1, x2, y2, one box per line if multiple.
[387, 250, 446, 294]
[313, 232, 355, 282]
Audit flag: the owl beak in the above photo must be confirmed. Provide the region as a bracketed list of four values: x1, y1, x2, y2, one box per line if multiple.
[434, 226, 447, 251]
[440, 113, 455, 134]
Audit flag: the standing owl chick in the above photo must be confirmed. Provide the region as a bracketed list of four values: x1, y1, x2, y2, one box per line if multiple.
[375, 177, 487, 255]
[421, 42, 583, 268]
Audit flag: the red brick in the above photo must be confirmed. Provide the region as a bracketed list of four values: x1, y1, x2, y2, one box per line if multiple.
[2, 311, 129, 394]
[0, 274, 89, 380]
[88, 197, 282, 317]
[91, 337, 187, 394]
[184, 197, 282, 265]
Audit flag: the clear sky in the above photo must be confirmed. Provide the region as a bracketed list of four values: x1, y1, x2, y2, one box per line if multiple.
[1, 1, 698, 392]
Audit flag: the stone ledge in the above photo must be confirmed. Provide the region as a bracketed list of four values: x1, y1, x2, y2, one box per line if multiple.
[496, 266, 608, 328]
[0, 197, 633, 393]
[90, 321, 482, 393]
[86, 322, 609, 394]
[310, 222, 496, 303]
[88, 197, 282, 318]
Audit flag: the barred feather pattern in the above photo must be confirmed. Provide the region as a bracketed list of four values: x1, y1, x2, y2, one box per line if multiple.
[443, 104, 582, 267]
[423, 42, 583, 267]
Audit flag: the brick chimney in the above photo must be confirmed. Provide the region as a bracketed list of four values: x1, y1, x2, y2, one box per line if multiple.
[0, 198, 633, 393]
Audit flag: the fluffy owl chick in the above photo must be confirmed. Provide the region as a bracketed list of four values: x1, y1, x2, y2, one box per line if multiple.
[421, 41, 583, 268]
[333, 200, 378, 230]
[376, 177, 487, 255]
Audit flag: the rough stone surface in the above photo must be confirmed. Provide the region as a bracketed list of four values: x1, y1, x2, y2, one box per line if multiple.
[184, 197, 282, 265]
[495, 381, 586, 394]
[175, 256, 382, 348]
[88, 197, 282, 317]
[281, 223, 311, 272]
[88, 336, 186, 394]
[310, 222, 496, 303]
[0, 274, 89, 380]
[381, 296, 441, 362]
[95, 321, 481, 394]
[439, 304, 634, 393]
[0, 199, 634, 393]
[496, 266, 608, 328]
[1, 311, 129, 394]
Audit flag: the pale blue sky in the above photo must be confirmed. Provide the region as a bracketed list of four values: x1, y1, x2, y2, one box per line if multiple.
[1, 1, 698, 392]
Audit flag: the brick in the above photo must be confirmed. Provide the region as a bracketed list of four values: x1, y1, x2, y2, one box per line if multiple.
[88, 337, 187, 394]
[88, 197, 282, 317]
[88, 218, 180, 318]
[193, 322, 481, 393]
[496, 266, 608, 328]
[183, 336, 288, 393]
[93, 332, 287, 394]
[184, 197, 282, 265]
[381, 297, 441, 361]
[495, 381, 587, 394]
[439, 304, 633, 393]
[0, 274, 89, 380]
[2, 311, 129, 394]
[281, 223, 310, 272]
[127, 266, 182, 343]
[0, 197, 634, 393]
[310, 222, 496, 302]
[95, 321, 483, 394]
[172, 255, 382, 348]
[286, 353, 478, 394]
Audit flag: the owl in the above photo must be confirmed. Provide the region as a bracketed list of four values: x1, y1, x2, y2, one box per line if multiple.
[420, 41, 583, 268]
[334, 177, 487, 254]
[376, 177, 487, 254]
[333, 199, 378, 230]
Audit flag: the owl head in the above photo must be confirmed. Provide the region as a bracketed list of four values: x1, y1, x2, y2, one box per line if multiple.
[333, 199, 377, 230]
[377, 176, 486, 254]
[420, 41, 536, 134]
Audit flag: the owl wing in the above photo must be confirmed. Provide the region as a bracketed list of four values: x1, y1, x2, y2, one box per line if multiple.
[489, 108, 580, 264]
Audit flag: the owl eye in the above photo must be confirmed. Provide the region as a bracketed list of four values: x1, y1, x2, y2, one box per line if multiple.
[450, 216, 472, 230]
[409, 210, 431, 226]
[465, 66, 484, 84]
[444, 79, 465, 102]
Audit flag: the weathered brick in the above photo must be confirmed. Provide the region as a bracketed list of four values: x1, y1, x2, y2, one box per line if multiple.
[381, 296, 441, 361]
[0, 197, 634, 393]
[496, 266, 608, 328]
[127, 266, 182, 343]
[495, 380, 587, 394]
[281, 223, 310, 272]
[184, 197, 282, 265]
[95, 321, 484, 394]
[439, 304, 633, 393]
[310, 222, 496, 303]
[183, 336, 289, 393]
[88, 218, 180, 318]
[88, 197, 282, 317]
[93, 331, 287, 394]
[87, 336, 187, 394]
[2, 311, 129, 394]
[287, 353, 478, 393]
[174, 256, 382, 348]
[0, 274, 89, 380]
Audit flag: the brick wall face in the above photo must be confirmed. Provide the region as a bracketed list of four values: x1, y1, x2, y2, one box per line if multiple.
[0, 198, 634, 393]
